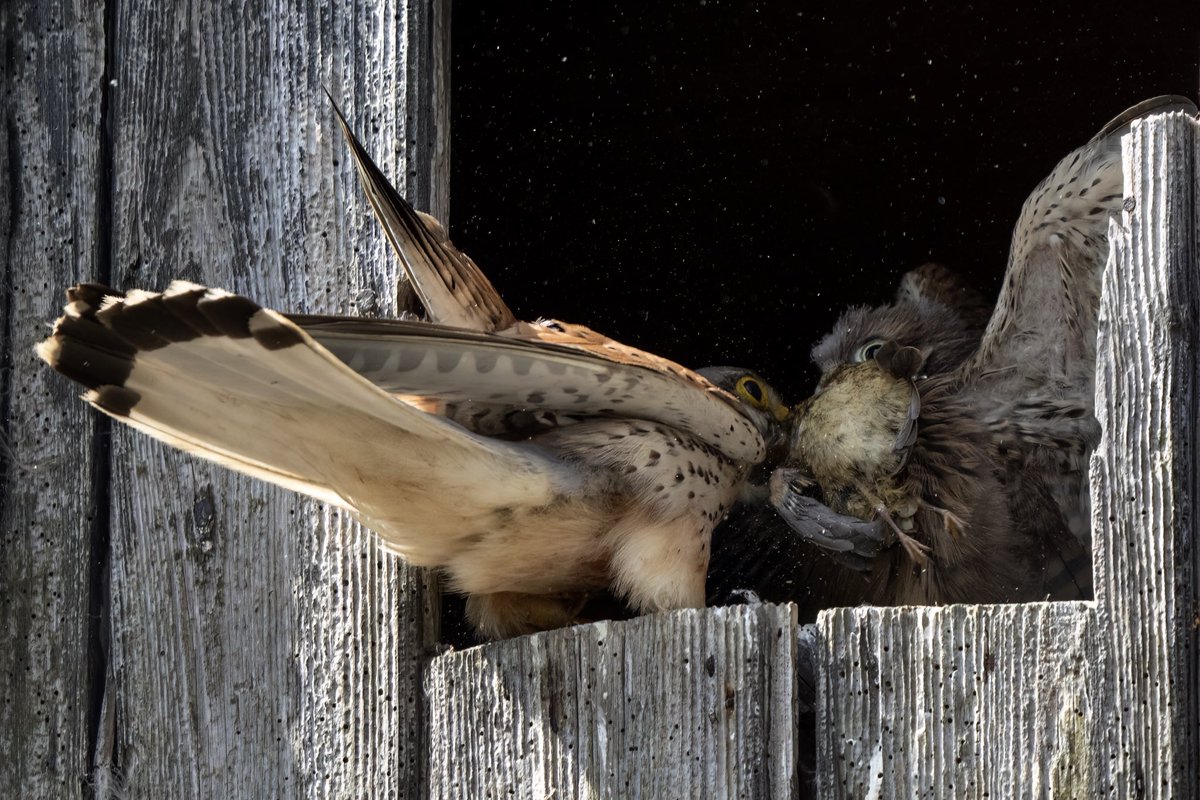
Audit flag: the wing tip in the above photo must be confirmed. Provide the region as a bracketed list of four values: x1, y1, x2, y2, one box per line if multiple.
[39, 313, 137, 390]
[34, 336, 59, 367]
[1093, 95, 1198, 142]
[249, 310, 307, 350]
[41, 282, 310, 404]
[86, 385, 141, 417]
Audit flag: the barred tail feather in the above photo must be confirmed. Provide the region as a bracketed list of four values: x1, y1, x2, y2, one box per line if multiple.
[38, 282, 563, 559]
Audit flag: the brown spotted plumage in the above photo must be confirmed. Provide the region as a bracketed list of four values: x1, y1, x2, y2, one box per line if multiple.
[38, 105, 792, 640]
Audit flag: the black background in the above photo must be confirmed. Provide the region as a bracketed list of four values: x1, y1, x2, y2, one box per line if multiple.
[451, 1, 1198, 401]
[446, 2, 1198, 633]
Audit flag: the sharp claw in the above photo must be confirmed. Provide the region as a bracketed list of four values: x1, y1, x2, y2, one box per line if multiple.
[874, 504, 931, 566]
[768, 476, 887, 562]
[921, 500, 968, 539]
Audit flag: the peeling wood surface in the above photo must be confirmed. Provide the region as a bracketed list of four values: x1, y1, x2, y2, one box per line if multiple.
[3, 0, 449, 797]
[1093, 111, 1199, 798]
[0, 3, 105, 798]
[425, 604, 801, 800]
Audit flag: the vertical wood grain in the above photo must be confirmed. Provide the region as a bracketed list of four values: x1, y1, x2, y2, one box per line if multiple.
[9, 2, 461, 795]
[426, 604, 800, 800]
[1093, 110, 1199, 798]
[815, 111, 1200, 799]
[817, 603, 1100, 799]
[11, 8, 1198, 798]
[0, 2, 105, 797]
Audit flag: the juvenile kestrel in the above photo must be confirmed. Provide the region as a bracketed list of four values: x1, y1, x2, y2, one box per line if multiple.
[772, 95, 1197, 605]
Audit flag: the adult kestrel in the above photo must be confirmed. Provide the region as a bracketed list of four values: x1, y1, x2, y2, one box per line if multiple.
[39, 106, 792, 639]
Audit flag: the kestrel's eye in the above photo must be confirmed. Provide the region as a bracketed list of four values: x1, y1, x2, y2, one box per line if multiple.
[854, 339, 888, 363]
[735, 375, 769, 410]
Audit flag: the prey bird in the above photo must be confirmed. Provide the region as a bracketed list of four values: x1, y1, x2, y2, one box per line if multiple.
[772, 95, 1197, 605]
[39, 104, 791, 639]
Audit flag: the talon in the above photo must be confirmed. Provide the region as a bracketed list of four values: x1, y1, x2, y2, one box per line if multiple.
[897, 531, 932, 565]
[922, 500, 968, 539]
[874, 503, 931, 566]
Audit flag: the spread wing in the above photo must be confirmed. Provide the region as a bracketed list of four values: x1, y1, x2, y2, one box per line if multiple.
[956, 96, 1195, 550]
[959, 95, 1196, 389]
[767, 98, 1198, 576]
[292, 315, 766, 462]
[37, 282, 572, 564]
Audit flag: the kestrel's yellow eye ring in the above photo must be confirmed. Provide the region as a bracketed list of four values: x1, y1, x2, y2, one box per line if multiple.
[854, 338, 888, 363]
[735, 375, 769, 410]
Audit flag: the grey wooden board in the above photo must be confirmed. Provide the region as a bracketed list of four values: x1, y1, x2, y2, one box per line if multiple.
[1092, 111, 1199, 798]
[426, 604, 800, 800]
[0, 3, 105, 798]
[0, 0, 450, 797]
[101, 2, 447, 796]
[818, 603, 1100, 798]
[815, 111, 1200, 799]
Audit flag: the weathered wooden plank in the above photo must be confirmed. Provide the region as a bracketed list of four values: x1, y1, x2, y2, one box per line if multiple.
[1093, 110, 1199, 798]
[95, 1, 447, 796]
[0, 3, 105, 798]
[407, 0, 452, 223]
[426, 604, 800, 799]
[817, 603, 1099, 799]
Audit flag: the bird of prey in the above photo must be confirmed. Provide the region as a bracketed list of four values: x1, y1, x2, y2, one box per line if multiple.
[809, 262, 992, 380]
[39, 106, 791, 640]
[772, 95, 1197, 606]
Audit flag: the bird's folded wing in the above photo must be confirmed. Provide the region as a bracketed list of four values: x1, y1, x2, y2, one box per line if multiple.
[329, 100, 517, 333]
[323, 101, 767, 460]
[295, 315, 766, 463]
[38, 282, 566, 544]
[962, 95, 1196, 386]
